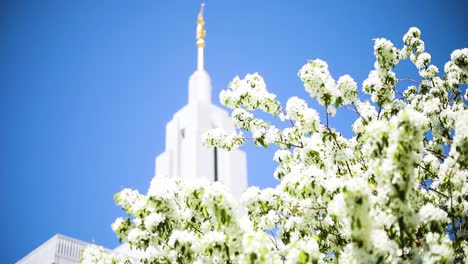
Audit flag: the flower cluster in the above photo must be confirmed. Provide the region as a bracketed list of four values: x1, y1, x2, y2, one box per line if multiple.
[220, 73, 280, 115]
[82, 27, 467, 263]
[362, 38, 400, 106]
[202, 128, 245, 150]
[86, 178, 254, 263]
[80, 245, 134, 264]
[298, 59, 358, 115]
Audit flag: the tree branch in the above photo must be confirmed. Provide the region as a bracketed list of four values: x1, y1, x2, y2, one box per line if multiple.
[398, 77, 420, 85]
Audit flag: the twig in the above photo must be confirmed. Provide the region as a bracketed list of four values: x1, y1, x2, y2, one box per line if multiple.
[278, 107, 296, 127]
[427, 149, 448, 160]
[419, 180, 449, 199]
[429, 187, 449, 199]
[274, 140, 303, 149]
[243, 136, 303, 149]
[326, 111, 329, 127]
[324, 122, 354, 178]
[417, 164, 438, 178]
[343, 104, 364, 120]
[398, 77, 420, 85]
[394, 89, 409, 103]
[448, 169, 459, 242]
[357, 155, 368, 170]
[404, 228, 421, 247]
[398, 217, 406, 258]
[268, 230, 280, 250]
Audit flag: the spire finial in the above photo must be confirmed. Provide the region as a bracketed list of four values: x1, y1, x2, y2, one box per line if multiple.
[196, 3, 206, 72]
[196, 3, 206, 48]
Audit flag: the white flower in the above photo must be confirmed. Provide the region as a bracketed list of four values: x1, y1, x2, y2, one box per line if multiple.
[401, 106, 429, 130]
[362, 69, 396, 105]
[258, 210, 279, 230]
[418, 204, 447, 224]
[202, 128, 245, 150]
[168, 230, 196, 247]
[373, 38, 399, 70]
[422, 233, 454, 263]
[357, 101, 377, 120]
[286, 96, 307, 120]
[415, 52, 431, 69]
[298, 59, 339, 107]
[241, 186, 261, 208]
[419, 64, 438, 79]
[423, 97, 441, 115]
[363, 70, 382, 93]
[231, 108, 254, 129]
[205, 231, 226, 244]
[337, 74, 357, 105]
[327, 105, 337, 116]
[220, 73, 280, 114]
[282, 127, 299, 143]
[148, 176, 179, 199]
[403, 27, 421, 44]
[323, 175, 341, 193]
[285, 238, 320, 264]
[242, 230, 271, 253]
[144, 212, 165, 230]
[284, 216, 304, 231]
[116, 188, 139, 209]
[273, 150, 292, 163]
[300, 108, 320, 131]
[131, 196, 147, 213]
[127, 228, 147, 243]
[454, 109, 468, 142]
[371, 229, 398, 257]
[450, 48, 468, 69]
[111, 217, 124, 232]
[81, 245, 117, 264]
[264, 127, 281, 144]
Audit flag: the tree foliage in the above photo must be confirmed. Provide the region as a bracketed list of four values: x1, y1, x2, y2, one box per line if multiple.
[81, 27, 467, 264]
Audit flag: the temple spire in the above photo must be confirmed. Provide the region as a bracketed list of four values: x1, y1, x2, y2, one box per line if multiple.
[151, 3, 247, 202]
[196, 3, 206, 72]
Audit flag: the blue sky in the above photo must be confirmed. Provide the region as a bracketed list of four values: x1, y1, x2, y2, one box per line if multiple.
[1, 0, 466, 262]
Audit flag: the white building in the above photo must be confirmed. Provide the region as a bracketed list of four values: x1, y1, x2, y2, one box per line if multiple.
[149, 67, 247, 199]
[149, 4, 247, 200]
[17, 5, 247, 264]
[16, 234, 104, 264]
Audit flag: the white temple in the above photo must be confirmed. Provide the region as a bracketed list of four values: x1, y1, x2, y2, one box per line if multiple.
[150, 4, 247, 200]
[17, 4, 247, 263]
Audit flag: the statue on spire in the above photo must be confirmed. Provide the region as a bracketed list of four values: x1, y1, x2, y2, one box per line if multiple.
[196, 3, 206, 48]
[196, 3, 206, 72]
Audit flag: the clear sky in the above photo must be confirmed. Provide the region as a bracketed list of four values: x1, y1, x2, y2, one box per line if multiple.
[1, 0, 466, 262]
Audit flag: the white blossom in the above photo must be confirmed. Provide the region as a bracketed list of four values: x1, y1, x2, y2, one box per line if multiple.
[373, 38, 399, 70]
[111, 217, 124, 232]
[337, 74, 358, 105]
[418, 204, 448, 224]
[421, 233, 454, 263]
[144, 212, 165, 230]
[127, 228, 147, 243]
[168, 230, 196, 248]
[415, 52, 431, 69]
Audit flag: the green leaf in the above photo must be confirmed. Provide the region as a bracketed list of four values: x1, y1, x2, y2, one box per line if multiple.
[299, 251, 308, 263]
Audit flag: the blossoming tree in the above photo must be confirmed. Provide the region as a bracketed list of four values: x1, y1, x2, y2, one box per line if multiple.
[81, 27, 467, 263]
